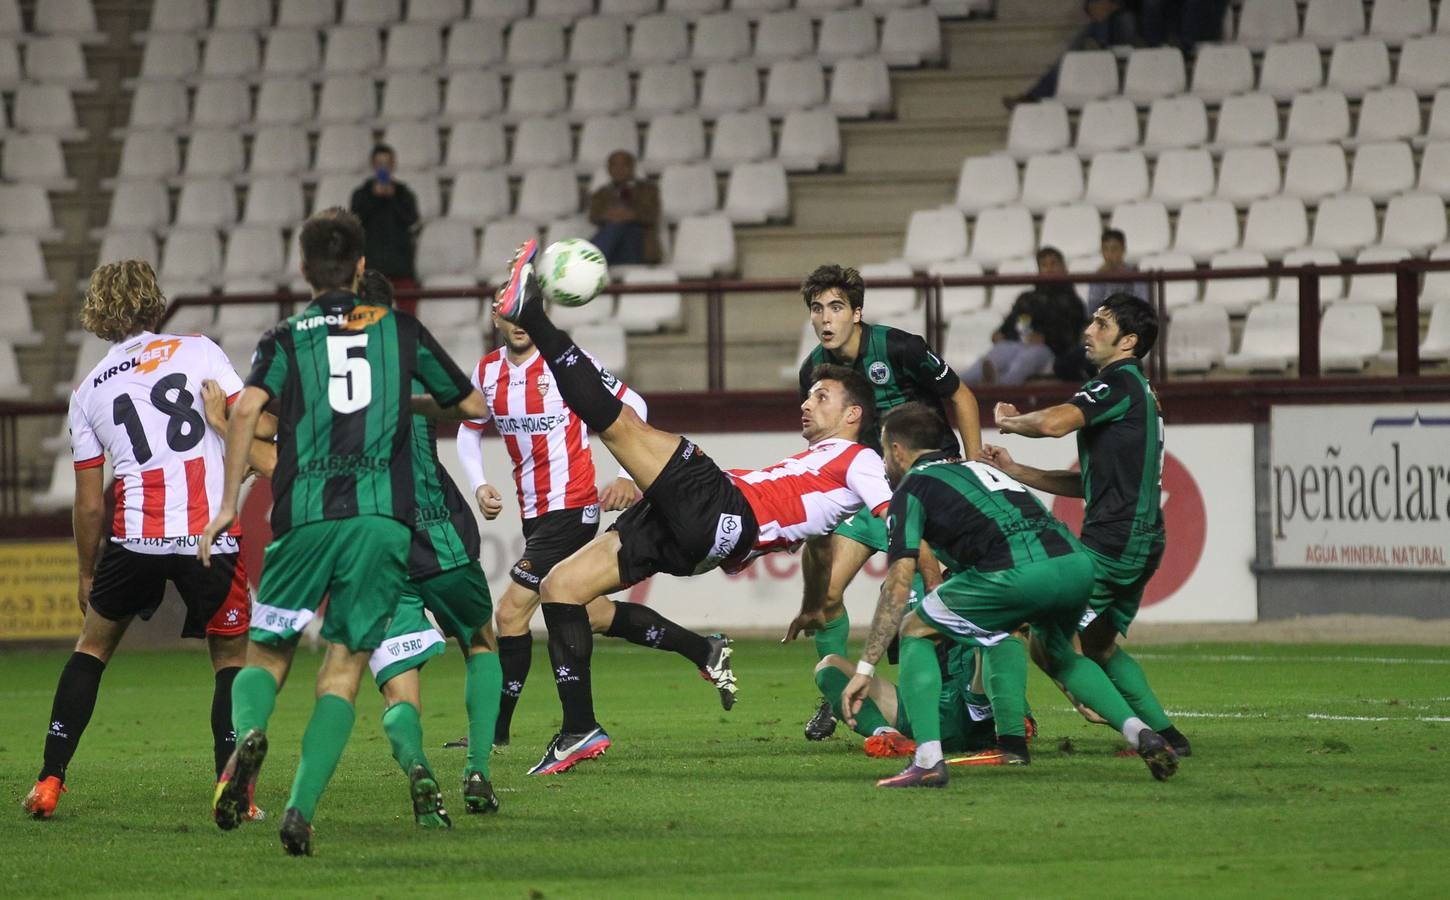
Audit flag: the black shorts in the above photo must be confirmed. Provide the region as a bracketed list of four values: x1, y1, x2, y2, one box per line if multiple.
[511, 506, 601, 590]
[88, 542, 251, 639]
[609, 438, 758, 586]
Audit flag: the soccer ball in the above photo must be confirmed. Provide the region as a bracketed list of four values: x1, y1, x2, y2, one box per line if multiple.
[537, 239, 609, 307]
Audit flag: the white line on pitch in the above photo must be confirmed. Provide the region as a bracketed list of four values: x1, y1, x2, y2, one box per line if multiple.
[1166, 710, 1450, 723]
[1135, 653, 1450, 666]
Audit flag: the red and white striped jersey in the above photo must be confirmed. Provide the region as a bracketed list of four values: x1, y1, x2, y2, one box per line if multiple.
[69, 331, 244, 555]
[727, 438, 892, 557]
[461, 348, 633, 519]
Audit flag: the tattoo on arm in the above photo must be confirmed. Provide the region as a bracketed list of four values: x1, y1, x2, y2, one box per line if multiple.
[863, 558, 917, 664]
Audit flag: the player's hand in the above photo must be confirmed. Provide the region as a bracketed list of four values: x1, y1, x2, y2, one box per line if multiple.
[201, 379, 228, 432]
[781, 609, 827, 643]
[598, 477, 641, 512]
[841, 672, 873, 729]
[978, 444, 1016, 474]
[198, 508, 235, 567]
[475, 484, 504, 520]
[992, 402, 1020, 425]
[76, 574, 93, 615]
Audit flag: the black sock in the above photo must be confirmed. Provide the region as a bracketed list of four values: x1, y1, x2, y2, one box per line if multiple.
[515, 307, 624, 433]
[541, 603, 598, 735]
[605, 601, 712, 669]
[998, 733, 1030, 759]
[211, 666, 240, 778]
[494, 633, 533, 744]
[39, 652, 106, 782]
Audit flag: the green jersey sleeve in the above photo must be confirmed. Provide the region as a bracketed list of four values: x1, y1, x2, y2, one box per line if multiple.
[245, 327, 288, 400]
[885, 486, 927, 564]
[891, 330, 960, 399]
[1068, 369, 1133, 427]
[413, 321, 474, 408]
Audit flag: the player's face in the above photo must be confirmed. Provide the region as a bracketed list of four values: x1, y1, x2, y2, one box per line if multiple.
[800, 378, 856, 442]
[808, 289, 861, 352]
[493, 312, 535, 354]
[1084, 308, 1131, 365]
[883, 436, 908, 487]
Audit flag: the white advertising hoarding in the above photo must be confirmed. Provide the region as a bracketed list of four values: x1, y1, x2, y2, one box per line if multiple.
[1270, 403, 1450, 570]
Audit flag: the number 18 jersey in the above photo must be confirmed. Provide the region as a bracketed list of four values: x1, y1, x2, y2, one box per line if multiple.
[69, 331, 243, 549]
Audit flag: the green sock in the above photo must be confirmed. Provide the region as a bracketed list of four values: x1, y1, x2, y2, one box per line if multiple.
[982, 638, 1028, 739]
[464, 652, 503, 779]
[1036, 625, 1135, 730]
[1100, 647, 1172, 731]
[897, 636, 942, 746]
[812, 610, 849, 660]
[231, 666, 278, 736]
[285, 694, 355, 821]
[814, 665, 888, 737]
[381, 701, 428, 777]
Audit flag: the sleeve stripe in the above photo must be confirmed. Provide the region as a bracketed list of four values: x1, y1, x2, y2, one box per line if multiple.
[73, 454, 105, 470]
[461, 420, 485, 431]
[871, 500, 889, 516]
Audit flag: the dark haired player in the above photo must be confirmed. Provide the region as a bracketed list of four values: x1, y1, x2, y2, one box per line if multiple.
[982, 293, 1191, 758]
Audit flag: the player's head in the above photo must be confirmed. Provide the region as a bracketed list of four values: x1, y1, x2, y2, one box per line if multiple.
[801, 264, 865, 353]
[81, 260, 168, 342]
[358, 269, 394, 307]
[299, 207, 367, 295]
[801, 363, 873, 443]
[490, 308, 535, 354]
[1086, 292, 1158, 364]
[880, 402, 950, 487]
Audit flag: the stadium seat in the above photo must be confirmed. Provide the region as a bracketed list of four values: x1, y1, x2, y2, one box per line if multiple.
[448, 169, 511, 222]
[666, 0, 725, 18]
[577, 114, 640, 172]
[1123, 47, 1185, 105]
[1203, 250, 1272, 313]
[797, 0, 855, 13]
[1311, 193, 1378, 257]
[1325, 39, 1391, 98]
[1343, 246, 1412, 311]
[941, 309, 1002, 373]
[277, 0, 335, 27]
[190, 80, 251, 130]
[1281, 143, 1348, 201]
[660, 162, 719, 222]
[1019, 152, 1083, 212]
[312, 172, 367, 214]
[509, 116, 572, 172]
[1165, 303, 1231, 373]
[1350, 140, 1416, 200]
[1223, 302, 1298, 371]
[615, 267, 684, 333]
[1076, 97, 1140, 155]
[243, 175, 307, 227]
[634, 63, 696, 118]
[145, 0, 209, 34]
[1213, 92, 1280, 148]
[1355, 86, 1421, 142]
[52, 334, 111, 401]
[763, 60, 827, 115]
[601, 0, 662, 17]
[416, 290, 482, 332]
[671, 213, 737, 276]
[985, 255, 1037, 313]
[535, 0, 595, 20]
[1108, 199, 1172, 260]
[516, 165, 582, 224]
[1419, 297, 1450, 361]
[753, 11, 815, 62]
[572, 322, 629, 375]
[0, 343, 30, 400]
[954, 154, 1020, 214]
[415, 219, 478, 280]
[630, 14, 690, 65]
[1040, 204, 1102, 259]
[710, 111, 772, 170]
[1190, 43, 1254, 103]
[1277, 246, 1346, 304]
[24, 37, 96, 90]
[1152, 147, 1216, 208]
[1320, 301, 1382, 369]
[248, 127, 311, 178]
[261, 29, 321, 76]
[1173, 199, 1239, 262]
[1234, 0, 1300, 51]
[137, 34, 200, 81]
[2, 134, 75, 190]
[409, 172, 443, 220]
[1428, 89, 1450, 141]
[444, 19, 504, 69]
[1006, 101, 1070, 159]
[314, 124, 374, 173]
[1084, 150, 1148, 211]
[1138, 251, 1200, 307]
[568, 16, 628, 68]
[174, 178, 238, 229]
[1282, 90, 1351, 145]
[1301, 0, 1365, 50]
[697, 61, 761, 117]
[476, 218, 542, 281]
[1417, 141, 1450, 198]
[123, 82, 188, 133]
[322, 26, 383, 75]
[215, 291, 285, 342]
[159, 228, 223, 290]
[344, 0, 401, 24]
[442, 71, 504, 122]
[0, 185, 60, 240]
[777, 108, 841, 171]
[0, 40, 20, 89]
[1211, 145, 1278, 207]
[880, 7, 943, 68]
[1054, 50, 1118, 108]
[691, 12, 751, 66]
[35, 0, 104, 43]
[903, 207, 968, 269]
[223, 225, 285, 282]
[830, 57, 892, 118]
[544, 214, 594, 247]
[507, 19, 566, 67]
[1368, 0, 1432, 45]
[102, 181, 171, 233]
[1259, 41, 1323, 102]
[0, 286, 42, 347]
[317, 75, 377, 123]
[1395, 36, 1450, 96]
[642, 113, 708, 172]
[470, 0, 531, 22]
[818, 9, 878, 63]
[200, 31, 261, 80]
[507, 67, 568, 120]
[858, 261, 918, 316]
[13, 84, 85, 140]
[254, 77, 314, 127]
[1380, 192, 1448, 254]
[1141, 95, 1208, 153]
[931, 258, 988, 318]
[384, 24, 443, 71]
[97, 231, 160, 268]
[969, 205, 1034, 268]
[381, 121, 441, 169]
[182, 129, 246, 180]
[724, 160, 788, 224]
[409, 0, 464, 21]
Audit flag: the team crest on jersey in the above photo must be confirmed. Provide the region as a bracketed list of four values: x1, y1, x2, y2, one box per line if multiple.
[536, 374, 550, 396]
[868, 361, 891, 384]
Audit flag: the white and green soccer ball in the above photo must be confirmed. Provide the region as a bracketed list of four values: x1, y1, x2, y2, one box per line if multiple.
[538, 238, 609, 307]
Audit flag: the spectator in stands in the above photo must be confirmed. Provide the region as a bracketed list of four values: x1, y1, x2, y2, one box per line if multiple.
[1132, 0, 1227, 52]
[1086, 228, 1143, 315]
[589, 150, 661, 266]
[962, 246, 1087, 386]
[350, 144, 420, 312]
[1002, 0, 1139, 110]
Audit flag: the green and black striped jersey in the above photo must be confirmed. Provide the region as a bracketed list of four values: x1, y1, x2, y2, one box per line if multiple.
[799, 322, 960, 456]
[246, 290, 473, 537]
[406, 396, 479, 580]
[1066, 357, 1165, 567]
[886, 452, 1082, 574]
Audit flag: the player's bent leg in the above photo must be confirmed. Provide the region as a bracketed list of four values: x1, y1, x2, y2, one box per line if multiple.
[811, 656, 908, 756]
[877, 618, 949, 788]
[280, 644, 371, 851]
[816, 533, 873, 660]
[593, 405, 679, 493]
[1080, 613, 1187, 753]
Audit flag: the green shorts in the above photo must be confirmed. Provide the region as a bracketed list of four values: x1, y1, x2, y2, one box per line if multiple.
[833, 509, 887, 553]
[251, 516, 409, 652]
[911, 553, 1097, 648]
[894, 679, 973, 753]
[369, 590, 447, 688]
[368, 561, 494, 688]
[1079, 548, 1158, 637]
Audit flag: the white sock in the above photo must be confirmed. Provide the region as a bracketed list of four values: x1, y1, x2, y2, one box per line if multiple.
[1120, 717, 1150, 748]
[914, 740, 943, 768]
[871, 726, 900, 737]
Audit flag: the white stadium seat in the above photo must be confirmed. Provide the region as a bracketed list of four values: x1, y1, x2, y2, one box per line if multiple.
[1355, 86, 1422, 141]
[444, 20, 504, 69]
[146, 0, 208, 34]
[124, 82, 189, 132]
[660, 162, 719, 222]
[249, 127, 312, 177]
[0, 235, 53, 295]
[724, 160, 788, 224]
[509, 116, 573, 171]
[262, 29, 321, 76]
[642, 113, 707, 171]
[569, 16, 627, 68]
[969, 205, 1034, 268]
[343, 0, 402, 25]
[1325, 39, 1391, 98]
[13, 84, 85, 140]
[955, 154, 1020, 214]
[278, 0, 335, 28]
[818, 10, 878, 64]
[698, 61, 761, 117]
[97, 231, 160, 268]
[1301, 0, 1365, 50]
[24, 37, 96, 90]
[1282, 89, 1351, 145]
[1153, 147, 1217, 208]
[381, 121, 441, 168]
[1138, 251, 1200, 307]
[1123, 47, 1186, 105]
[312, 172, 368, 215]
[630, 13, 690, 65]
[322, 26, 383, 74]
[763, 59, 827, 115]
[314, 124, 373, 173]
[0, 286, 43, 347]
[881, 7, 942, 67]
[1213, 92, 1280, 147]
[1054, 50, 1118, 108]
[137, 34, 200, 81]
[671, 213, 737, 277]
[507, 67, 568, 119]
[575, 114, 640, 173]
[942, 309, 1001, 372]
[1350, 141, 1415, 201]
[1007, 101, 1070, 159]
[1076, 97, 1140, 155]
[1395, 36, 1450, 96]
[115, 132, 180, 182]
[173, 178, 238, 229]
[243, 176, 307, 227]
[35, 0, 104, 43]
[384, 23, 444, 71]
[830, 57, 892, 118]
[691, 13, 751, 65]
[318, 75, 377, 123]
[615, 267, 684, 334]
[190, 80, 251, 129]
[1281, 143, 1347, 202]
[1084, 150, 1149, 211]
[1277, 247, 1346, 304]
[254, 77, 314, 126]
[777, 108, 841, 171]
[1380, 192, 1448, 254]
[1320, 301, 1383, 370]
[223, 225, 286, 281]
[1108, 200, 1172, 260]
[1259, 41, 1322, 102]
[416, 219, 478, 279]
[1419, 296, 1450, 361]
[477, 218, 542, 281]
[1213, 145, 1281, 207]
[380, 73, 442, 120]
[200, 30, 261, 79]
[103, 181, 171, 233]
[1235, 0, 1300, 52]
[448, 169, 512, 222]
[159, 228, 223, 290]
[1019, 151, 1083, 212]
[753, 11, 814, 63]
[1165, 303, 1231, 373]
[507, 19, 566, 67]
[1223, 302, 1298, 371]
[1191, 43, 1254, 102]
[931, 258, 987, 318]
[516, 165, 582, 224]
[1039, 203, 1103, 259]
[1142, 95, 1208, 153]
[710, 111, 773, 170]
[634, 63, 697, 118]
[2, 134, 75, 190]
[442, 71, 504, 121]
[535, 0, 594, 21]
[1173, 199, 1239, 262]
[902, 207, 968, 269]
[1204, 250, 1272, 313]
[1310, 193, 1379, 257]
[1417, 141, 1450, 198]
[182, 129, 246, 180]
[1344, 246, 1412, 311]
[409, 0, 465, 22]
[1369, 0, 1431, 45]
[858, 261, 918, 316]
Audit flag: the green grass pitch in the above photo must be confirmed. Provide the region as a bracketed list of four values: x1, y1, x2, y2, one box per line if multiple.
[2, 638, 1449, 898]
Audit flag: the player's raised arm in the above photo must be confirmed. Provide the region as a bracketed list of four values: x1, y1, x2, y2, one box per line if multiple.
[993, 400, 1086, 439]
[595, 363, 647, 510]
[977, 443, 1084, 499]
[949, 383, 982, 459]
[201, 380, 277, 478]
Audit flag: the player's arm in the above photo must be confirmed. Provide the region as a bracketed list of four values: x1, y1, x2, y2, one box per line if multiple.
[949, 383, 982, 459]
[901, 331, 980, 457]
[72, 464, 105, 614]
[412, 321, 489, 420]
[200, 380, 276, 477]
[842, 556, 917, 728]
[199, 385, 269, 565]
[993, 400, 1086, 439]
[599, 375, 647, 511]
[455, 420, 503, 520]
[977, 443, 1083, 498]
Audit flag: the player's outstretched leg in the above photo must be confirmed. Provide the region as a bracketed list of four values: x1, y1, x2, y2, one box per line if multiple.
[214, 663, 283, 830]
[1082, 618, 1191, 757]
[24, 651, 106, 819]
[600, 600, 737, 710]
[529, 601, 611, 776]
[876, 635, 949, 788]
[812, 657, 914, 757]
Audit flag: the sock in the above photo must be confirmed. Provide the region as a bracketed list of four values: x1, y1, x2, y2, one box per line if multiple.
[494, 633, 533, 744]
[285, 694, 356, 821]
[381, 701, 428, 776]
[898, 636, 942, 764]
[1036, 624, 1136, 731]
[1099, 648, 1173, 732]
[541, 603, 598, 735]
[982, 638, 1028, 739]
[605, 601, 712, 668]
[38, 652, 106, 782]
[512, 305, 623, 434]
[998, 734, 1030, 757]
[812, 610, 850, 660]
[465, 652, 503, 778]
[211, 666, 240, 778]
[1119, 716, 1151, 748]
[814, 665, 888, 738]
[230, 666, 279, 736]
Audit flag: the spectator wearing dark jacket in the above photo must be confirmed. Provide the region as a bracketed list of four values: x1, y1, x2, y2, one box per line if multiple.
[962, 247, 1087, 385]
[349, 144, 420, 310]
[1004, 0, 1139, 108]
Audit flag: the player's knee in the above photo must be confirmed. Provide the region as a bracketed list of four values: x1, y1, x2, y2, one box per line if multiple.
[814, 654, 848, 675]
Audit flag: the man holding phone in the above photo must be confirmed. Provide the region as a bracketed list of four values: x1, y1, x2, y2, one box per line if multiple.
[349, 143, 421, 312]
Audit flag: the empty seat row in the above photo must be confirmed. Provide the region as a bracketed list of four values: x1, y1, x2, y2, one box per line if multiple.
[1233, 0, 1449, 51]
[1, 0, 105, 43]
[0, 36, 96, 88]
[0, 82, 87, 138]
